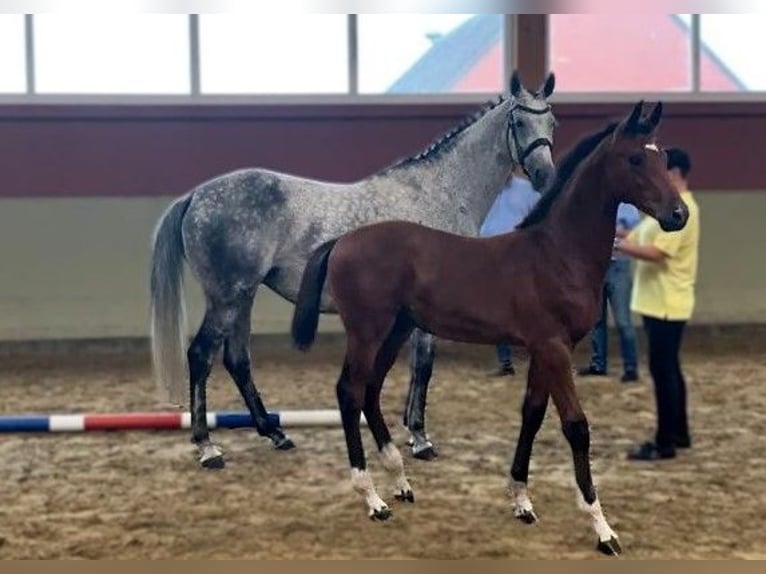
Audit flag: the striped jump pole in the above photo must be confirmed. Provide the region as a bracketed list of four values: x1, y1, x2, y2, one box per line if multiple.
[0, 410, 367, 433]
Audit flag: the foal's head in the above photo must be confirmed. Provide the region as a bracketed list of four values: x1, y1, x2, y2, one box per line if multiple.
[601, 101, 688, 231]
[507, 70, 557, 191]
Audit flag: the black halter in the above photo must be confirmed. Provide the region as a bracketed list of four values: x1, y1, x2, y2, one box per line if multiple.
[506, 101, 554, 172]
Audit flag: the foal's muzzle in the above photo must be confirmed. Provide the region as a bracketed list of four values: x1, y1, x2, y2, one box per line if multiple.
[658, 202, 689, 232]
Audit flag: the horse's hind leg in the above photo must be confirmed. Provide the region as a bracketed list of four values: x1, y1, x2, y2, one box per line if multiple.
[540, 339, 621, 556]
[223, 296, 294, 451]
[366, 314, 416, 506]
[338, 341, 392, 521]
[187, 308, 227, 469]
[403, 328, 438, 461]
[509, 354, 549, 524]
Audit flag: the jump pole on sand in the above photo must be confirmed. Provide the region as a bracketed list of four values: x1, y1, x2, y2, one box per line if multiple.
[0, 410, 367, 433]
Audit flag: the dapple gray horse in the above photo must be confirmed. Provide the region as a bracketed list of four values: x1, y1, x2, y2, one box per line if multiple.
[150, 71, 557, 468]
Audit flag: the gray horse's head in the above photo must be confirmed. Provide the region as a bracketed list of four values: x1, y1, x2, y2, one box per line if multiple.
[506, 70, 557, 191]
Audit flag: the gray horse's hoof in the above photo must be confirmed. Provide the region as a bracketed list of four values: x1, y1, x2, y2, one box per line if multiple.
[596, 536, 622, 556]
[272, 434, 295, 451]
[370, 507, 393, 521]
[201, 454, 225, 470]
[199, 444, 225, 470]
[515, 509, 538, 524]
[394, 490, 415, 503]
[412, 444, 438, 461]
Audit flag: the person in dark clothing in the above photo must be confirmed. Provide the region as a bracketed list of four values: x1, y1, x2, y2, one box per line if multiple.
[577, 202, 641, 383]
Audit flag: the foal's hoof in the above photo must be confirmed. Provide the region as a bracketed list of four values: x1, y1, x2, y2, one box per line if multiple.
[596, 536, 622, 556]
[369, 507, 393, 521]
[514, 509, 538, 525]
[272, 434, 295, 451]
[394, 490, 415, 504]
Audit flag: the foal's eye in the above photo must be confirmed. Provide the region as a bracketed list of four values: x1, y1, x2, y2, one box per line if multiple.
[629, 154, 644, 167]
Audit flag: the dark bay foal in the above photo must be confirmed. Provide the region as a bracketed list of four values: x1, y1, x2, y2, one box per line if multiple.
[291, 101, 688, 556]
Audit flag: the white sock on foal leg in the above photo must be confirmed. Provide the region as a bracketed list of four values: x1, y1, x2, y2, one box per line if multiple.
[577, 492, 618, 543]
[509, 480, 537, 521]
[350, 468, 390, 519]
[379, 442, 414, 501]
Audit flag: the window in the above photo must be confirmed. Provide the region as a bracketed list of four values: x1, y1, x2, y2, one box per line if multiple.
[0, 15, 25, 93]
[2, 14, 764, 100]
[357, 14, 504, 94]
[33, 14, 190, 94]
[199, 14, 348, 94]
[549, 14, 692, 92]
[699, 15, 766, 92]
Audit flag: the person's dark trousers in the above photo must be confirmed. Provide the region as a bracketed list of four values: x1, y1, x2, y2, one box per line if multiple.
[589, 259, 639, 376]
[643, 315, 690, 450]
[487, 343, 516, 376]
[496, 343, 513, 369]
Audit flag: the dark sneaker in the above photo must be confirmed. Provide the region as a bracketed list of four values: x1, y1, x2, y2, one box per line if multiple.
[627, 441, 676, 461]
[487, 364, 516, 377]
[577, 365, 607, 377]
[674, 436, 692, 449]
[621, 371, 639, 383]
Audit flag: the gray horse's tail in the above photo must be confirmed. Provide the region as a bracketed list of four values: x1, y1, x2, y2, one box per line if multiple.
[150, 194, 192, 407]
[291, 238, 338, 351]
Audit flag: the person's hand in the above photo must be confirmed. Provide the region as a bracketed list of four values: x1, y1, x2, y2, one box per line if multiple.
[615, 226, 630, 238]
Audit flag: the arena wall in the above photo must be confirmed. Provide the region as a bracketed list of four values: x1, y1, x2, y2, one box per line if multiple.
[0, 102, 763, 342]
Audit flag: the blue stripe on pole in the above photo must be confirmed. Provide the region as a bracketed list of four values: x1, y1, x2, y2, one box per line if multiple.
[0, 416, 50, 432]
[214, 412, 280, 429]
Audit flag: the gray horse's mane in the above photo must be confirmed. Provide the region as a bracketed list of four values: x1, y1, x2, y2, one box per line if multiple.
[516, 121, 620, 229]
[381, 95, 507, 174]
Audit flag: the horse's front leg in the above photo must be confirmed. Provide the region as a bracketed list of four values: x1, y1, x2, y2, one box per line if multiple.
[509, 355, 549, 524]
[403, 329, 437, 460]
[544, 339, 621, 556]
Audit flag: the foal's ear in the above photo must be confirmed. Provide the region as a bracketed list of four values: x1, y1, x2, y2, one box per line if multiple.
[539, 72, 556, 98]
[611, 100, 644, 144]
[617, 100, 644, 135]
[510, 70, 523, 97]
[626, 100, 644, 129]
[647, 101, 663, 130]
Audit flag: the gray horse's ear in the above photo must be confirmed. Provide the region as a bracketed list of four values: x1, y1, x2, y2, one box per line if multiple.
[540, 72, 555, 98]
[510, 70, 523, 97]
[647, 101, 663, 130]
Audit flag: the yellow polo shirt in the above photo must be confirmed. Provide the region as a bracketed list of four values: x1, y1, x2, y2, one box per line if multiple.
[628, 191, 700, 321]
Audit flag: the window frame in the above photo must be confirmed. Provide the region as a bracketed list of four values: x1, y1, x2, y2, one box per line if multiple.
[1, 13, 765, 106]
[548, 14, 766, 103]
[0, 14, 516, 106]
[195, 13, 351, 96]
[29, 13, 192, 96]
[0, 14, 30, 95]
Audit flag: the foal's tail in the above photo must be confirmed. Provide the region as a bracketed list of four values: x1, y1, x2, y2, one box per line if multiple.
[291, 238, 339, 351]
[149, 194, 192, 407]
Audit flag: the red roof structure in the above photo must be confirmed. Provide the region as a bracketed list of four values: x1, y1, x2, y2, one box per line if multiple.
[391, 15, 743, 93]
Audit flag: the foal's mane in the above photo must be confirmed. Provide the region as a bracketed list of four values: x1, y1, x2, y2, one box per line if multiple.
[382, 96, 507, 173]
[516, 121, 619, 229]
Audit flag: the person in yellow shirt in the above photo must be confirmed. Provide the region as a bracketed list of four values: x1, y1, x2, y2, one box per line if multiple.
[614, 147, 700, 461]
